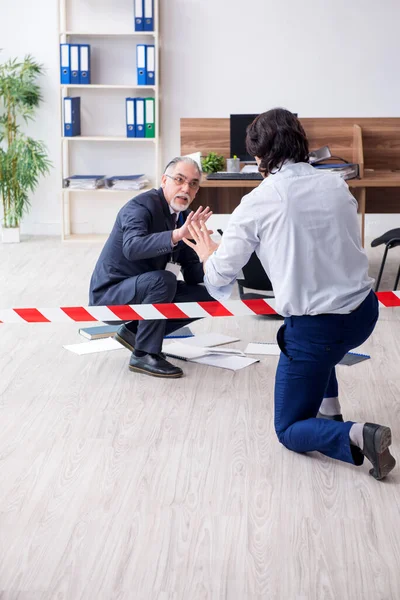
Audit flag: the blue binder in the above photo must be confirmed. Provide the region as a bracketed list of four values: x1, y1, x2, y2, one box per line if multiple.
[134, 0, 144, 30]
[145, 45, 155, 85]
[60, 44, 71, 84]
[70, 44, 80, 85]
[135, 98, 145, 137]
[136, 45, 147, 85]
[144, 0, 154, 31]
[79, 44, 91, 84]
[63, 97, 81, 137]
[126, 98, 136, 137]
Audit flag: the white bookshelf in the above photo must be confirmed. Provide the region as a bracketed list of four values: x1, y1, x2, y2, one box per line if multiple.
[59, 0, 160, 241]
[62, 136, 157, 142]
[61, 84, 156, 90]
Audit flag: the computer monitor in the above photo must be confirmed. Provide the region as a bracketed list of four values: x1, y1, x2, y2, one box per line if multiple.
[230, 112, 298, 163]
[230, 114, 258, 162]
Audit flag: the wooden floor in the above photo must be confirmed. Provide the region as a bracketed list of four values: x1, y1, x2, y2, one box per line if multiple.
[0, 237, 399, 600]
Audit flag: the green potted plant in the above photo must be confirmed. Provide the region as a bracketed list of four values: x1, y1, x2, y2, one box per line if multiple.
[0, 55, 52, 242]
[201, 151, 225, 173]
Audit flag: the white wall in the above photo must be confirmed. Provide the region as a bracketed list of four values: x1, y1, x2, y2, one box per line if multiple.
[1, 0, 400, 236]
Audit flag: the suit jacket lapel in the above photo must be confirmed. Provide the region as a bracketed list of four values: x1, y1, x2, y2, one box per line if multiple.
[157, 187, 175, 231]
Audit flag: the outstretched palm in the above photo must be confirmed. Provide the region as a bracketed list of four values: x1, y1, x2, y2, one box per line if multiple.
[178, 205, 212, 239]
[183, 219, 219, 263]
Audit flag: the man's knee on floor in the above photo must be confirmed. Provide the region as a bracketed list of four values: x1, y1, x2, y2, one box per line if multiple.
[274, 423, 290, 447]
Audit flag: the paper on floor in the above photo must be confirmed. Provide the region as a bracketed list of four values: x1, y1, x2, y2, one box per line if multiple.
[245, 343, 281, 355]
[162, 341, 245, 359]
[192, 354, 259, 371]
[63, 338, 126, 355]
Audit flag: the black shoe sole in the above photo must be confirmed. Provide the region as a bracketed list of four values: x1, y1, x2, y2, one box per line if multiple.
[114, 332, 134, 352]
[128, 365, 183, 378]
[317, 412, 344, 422]
[368, 426, 396, 480]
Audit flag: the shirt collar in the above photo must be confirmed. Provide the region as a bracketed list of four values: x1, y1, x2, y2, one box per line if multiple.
[270, 159, 295, 175]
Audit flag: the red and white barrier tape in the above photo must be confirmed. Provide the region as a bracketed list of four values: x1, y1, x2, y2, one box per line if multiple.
[0, 293, 399, 323]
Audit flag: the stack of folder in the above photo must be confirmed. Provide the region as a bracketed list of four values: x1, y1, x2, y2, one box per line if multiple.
[136, 45, 155, 86]
[134, 0, 154, 31]
[105, 175, 150, 190]
[60, 44, 91, 85]
[125, 97, 155, 138]
[63, 175, 106, 190]
[313, 163, 359, 180]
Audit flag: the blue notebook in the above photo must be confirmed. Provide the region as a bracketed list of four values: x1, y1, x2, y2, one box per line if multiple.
[339, 352, 370, 366]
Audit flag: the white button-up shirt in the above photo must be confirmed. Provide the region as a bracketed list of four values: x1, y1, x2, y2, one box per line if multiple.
[204, 162, 373, 316]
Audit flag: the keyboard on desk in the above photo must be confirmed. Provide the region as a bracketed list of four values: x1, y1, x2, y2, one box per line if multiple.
[206, 172, 263, 180]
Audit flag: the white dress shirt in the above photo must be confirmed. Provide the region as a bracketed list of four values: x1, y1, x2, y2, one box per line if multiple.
[204, 162, 373, 316]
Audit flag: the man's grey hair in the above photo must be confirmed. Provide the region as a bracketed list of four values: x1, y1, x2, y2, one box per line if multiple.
[164, 156, 202, 178]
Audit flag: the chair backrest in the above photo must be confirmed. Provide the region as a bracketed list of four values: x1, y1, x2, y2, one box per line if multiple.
[238, 252, 273, 292]
[216, 228, 273, 292]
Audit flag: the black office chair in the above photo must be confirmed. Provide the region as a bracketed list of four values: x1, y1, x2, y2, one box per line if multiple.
[371, 228, 400, 291]
[217, 229, 283, 319]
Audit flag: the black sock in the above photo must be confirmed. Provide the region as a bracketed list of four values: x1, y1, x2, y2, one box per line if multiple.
[134, 349, 147, 357]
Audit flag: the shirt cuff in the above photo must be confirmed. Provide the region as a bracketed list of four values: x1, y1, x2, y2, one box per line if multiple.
[203, 272, 235, 301]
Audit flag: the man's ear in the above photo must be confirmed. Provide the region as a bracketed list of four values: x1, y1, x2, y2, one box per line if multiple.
[160, 174, 167, 188]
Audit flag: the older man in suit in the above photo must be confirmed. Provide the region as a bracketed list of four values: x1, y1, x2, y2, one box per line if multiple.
[89, 156, 214, 378]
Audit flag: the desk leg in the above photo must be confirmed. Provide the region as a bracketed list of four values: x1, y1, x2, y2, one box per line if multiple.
[358, 187, 366, 247]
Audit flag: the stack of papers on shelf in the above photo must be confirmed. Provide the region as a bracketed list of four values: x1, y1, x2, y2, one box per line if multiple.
[63, 175, 106, 189]
[105, 175, 150, 190]
[313, 163, 359, 180]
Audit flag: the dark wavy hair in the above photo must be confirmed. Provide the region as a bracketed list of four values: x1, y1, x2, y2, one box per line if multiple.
[245, 108, 309, 175]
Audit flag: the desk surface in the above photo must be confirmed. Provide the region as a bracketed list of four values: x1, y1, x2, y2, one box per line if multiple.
[200, 170, 400, 189]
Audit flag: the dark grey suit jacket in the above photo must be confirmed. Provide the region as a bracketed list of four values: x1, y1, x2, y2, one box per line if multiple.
[89, 187, 204, 305]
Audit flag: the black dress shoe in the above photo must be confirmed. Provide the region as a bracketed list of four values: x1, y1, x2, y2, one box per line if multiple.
[129, 353, 183, 378]
[114, 324, 136, 352]
[317, 411, 344, 422]
[362, 422, 396, 480]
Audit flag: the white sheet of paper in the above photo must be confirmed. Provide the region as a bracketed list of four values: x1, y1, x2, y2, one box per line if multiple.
[162, 342, 245, 359]
[245, 343, 281, 355]
[179, 333, 240, 347]
[192, 354, 259, 371]
[162, 342, 208, 359]
[63, 338, 126, 355]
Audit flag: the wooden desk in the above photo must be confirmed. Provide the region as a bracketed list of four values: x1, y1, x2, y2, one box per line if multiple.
[196, 171, 400, 246]
[181, 117, 400, 246]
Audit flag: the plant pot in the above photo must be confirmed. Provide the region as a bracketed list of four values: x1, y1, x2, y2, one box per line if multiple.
[1, 226, 20, 243]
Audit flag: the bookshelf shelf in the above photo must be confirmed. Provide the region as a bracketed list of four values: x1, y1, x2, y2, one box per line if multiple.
[61, 84, 156, 90]
[60, 31, 156, 37]
[59, 0, 160, 240]
[62, 136, 156, 142]
[62, 187, 153, 194]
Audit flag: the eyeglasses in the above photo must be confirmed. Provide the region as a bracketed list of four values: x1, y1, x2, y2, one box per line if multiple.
[165, 174, 200, 190]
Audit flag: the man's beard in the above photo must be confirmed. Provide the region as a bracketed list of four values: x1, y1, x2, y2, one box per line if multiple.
[170, 193, 190, 212]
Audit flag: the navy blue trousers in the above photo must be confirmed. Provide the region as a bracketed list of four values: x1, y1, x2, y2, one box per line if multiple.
[274, 290, 379, 465]
[124, 270, 214, 354]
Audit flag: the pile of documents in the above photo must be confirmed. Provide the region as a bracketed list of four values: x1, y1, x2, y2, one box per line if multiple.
[313, 163, 359, 180]
[105, 175, 150, 190]
[63, 175, 105, 189]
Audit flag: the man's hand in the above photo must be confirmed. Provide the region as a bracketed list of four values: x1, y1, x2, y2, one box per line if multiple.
[182, 220, 219, 264]
[171, 206, 213, 245]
